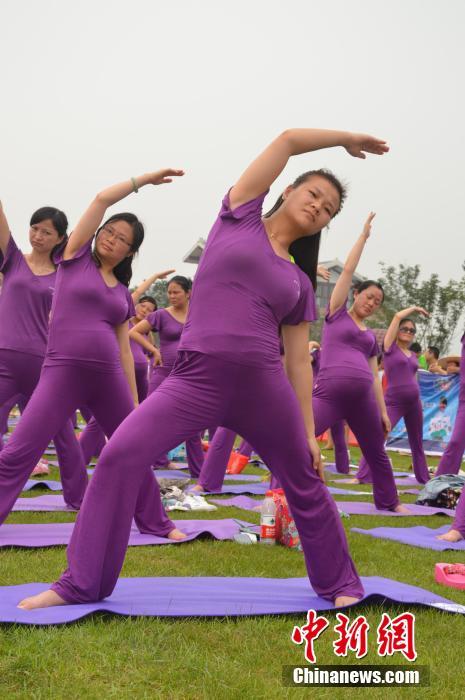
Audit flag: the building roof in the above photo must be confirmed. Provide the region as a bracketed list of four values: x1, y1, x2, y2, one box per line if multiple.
[183, 238, 206, 264]
[319, 259, 366, 282]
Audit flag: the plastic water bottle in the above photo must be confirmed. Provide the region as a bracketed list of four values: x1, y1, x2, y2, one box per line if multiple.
[260, 491, 276, 545]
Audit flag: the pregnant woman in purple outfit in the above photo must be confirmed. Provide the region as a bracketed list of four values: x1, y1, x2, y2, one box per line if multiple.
[0, 171, 184, 540]
[0, 204, 87, 507]
[355, 308, 430, 485]
[130, 275, 205, 477]
[311, 220, 409, 512]
[20, 127, 389, 611]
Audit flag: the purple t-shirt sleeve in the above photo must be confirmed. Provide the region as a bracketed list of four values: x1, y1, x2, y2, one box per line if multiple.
[281, 276, 318, 326]
[125, 289, 136, 321]
[383, 342, 395, 357]
[369, 335, 380, 358]
[55, 239, 93, 266]
[220, 189, 269, 222]
[147, 310, 162, 332]
[325, 301, 349, 324]
[0, 235, 20, 273]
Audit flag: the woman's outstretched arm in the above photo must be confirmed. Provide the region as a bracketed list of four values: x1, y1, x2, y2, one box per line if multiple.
[230, 129, 388, 210]
[64, 169, 184, 260]
[329, 212, 375, 315]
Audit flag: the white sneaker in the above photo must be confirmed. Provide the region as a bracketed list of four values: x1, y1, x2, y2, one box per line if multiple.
[183, 494, 217, 511]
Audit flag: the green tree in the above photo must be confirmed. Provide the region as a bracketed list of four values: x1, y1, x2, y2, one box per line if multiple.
[376, 262, 465, 353]
[142, 279, 169, 309]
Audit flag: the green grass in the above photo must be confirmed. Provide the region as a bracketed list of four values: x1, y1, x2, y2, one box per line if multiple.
[1, 444, 464, 699]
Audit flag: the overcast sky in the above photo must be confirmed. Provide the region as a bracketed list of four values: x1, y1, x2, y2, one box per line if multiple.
[2, 0, 464, 349]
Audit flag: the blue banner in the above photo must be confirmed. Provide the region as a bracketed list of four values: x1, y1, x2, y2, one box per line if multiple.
[387, 371, 461, 455]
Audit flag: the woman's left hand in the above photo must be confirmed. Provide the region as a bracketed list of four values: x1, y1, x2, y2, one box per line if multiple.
[344, 133, 390, 159]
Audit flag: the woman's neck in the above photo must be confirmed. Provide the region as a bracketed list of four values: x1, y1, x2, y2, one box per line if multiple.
[263, 210, 303, 251]
[27, 248, 52, 265]
[169, 303, 188, 315]
[348, 306, 366, 325]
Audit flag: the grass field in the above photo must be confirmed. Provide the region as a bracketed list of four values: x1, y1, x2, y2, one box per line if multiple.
[1, 439, 464, 699]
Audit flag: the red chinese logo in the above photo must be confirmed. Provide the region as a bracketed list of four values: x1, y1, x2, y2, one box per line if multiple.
[377, 612, 417, 662]
[291, 610, 330, 663]
[333, 613, 370, 659]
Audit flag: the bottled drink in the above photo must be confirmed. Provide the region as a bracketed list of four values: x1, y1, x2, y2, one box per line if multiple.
[260, 491, 276, 545]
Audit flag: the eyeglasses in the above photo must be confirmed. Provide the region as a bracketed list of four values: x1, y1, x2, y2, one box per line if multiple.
[100, 225, 132, 247]
[399, 327, 416, 335]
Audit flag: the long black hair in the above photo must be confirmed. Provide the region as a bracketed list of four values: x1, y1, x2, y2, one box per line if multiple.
[93, 212, 145, 287]
[30, 207, 69, 263]
[263, 169, 346, 290]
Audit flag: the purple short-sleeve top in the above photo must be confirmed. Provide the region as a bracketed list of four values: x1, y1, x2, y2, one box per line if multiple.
[179, 191, 318, 367]
[0, 235, 56, 357]
[147, 308, 183, 371]
[318, 303, 379, 381]
[44, 241, 135, 372]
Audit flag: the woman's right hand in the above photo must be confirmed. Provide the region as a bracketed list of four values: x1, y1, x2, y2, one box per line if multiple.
[151, 348, 162, 366]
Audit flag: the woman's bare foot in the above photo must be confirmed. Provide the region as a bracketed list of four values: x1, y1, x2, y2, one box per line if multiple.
[190, 484, 204, 493]
[334, 595, 360, 608]
[393, 504, 411, 514]
[437, 529, 463, 542]
[167, 528, 187, 541]
[18, 589, 67, 610]
[348, 478, 361, 484]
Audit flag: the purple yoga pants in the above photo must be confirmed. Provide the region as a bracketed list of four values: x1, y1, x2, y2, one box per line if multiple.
[52, 351, 363, 604]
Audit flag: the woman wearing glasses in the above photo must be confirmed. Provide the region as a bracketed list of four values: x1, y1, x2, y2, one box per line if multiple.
[0, 171, 184, 541]
[355, 308, 430, 484]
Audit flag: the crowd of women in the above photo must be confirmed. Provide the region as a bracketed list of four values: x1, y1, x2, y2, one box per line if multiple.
[0, 127, 463, 612]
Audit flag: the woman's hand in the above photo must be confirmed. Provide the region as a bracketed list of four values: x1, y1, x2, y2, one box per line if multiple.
[317, 265, 330, 281]
[145, 169, 185, 186]
[398, 306, 430, 320]
[344, 133, 389, 159]
[155, 268, 176, 279]
[308, 436, 324, 482]
[362, 212, 376, 240]
[381, 413, 391, 437]
[151, 348, 162, 366]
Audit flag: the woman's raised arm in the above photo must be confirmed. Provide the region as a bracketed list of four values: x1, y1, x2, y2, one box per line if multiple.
[64, 169, 184, 260]
[229, 129, 388, 210]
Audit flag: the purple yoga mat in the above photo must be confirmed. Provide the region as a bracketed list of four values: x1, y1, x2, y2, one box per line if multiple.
[23, 479, 63, 493]
[324, 463, 414, 478]
[2, 575, 465, 626]
[338, 502, 454, 517]
[211, 496, 261, 511]
[0, 518, 256, 549]
[352, 525, 465, 551]
[335, 477, 422, 486]
[196, 483, 269, 496]
[324, 463, 357, 475]
[12, 495, 76, 512]
[211, 497, 455, 517]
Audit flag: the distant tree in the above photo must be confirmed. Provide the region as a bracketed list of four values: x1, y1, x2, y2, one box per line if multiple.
[376, 262, 465, 353]
[146, 280, 169, 309]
